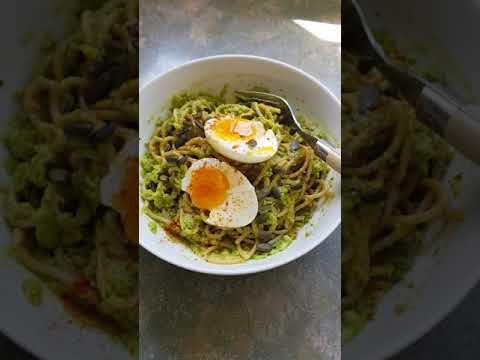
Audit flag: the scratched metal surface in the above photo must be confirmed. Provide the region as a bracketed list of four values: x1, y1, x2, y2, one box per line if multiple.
[139, 1, 341, 359]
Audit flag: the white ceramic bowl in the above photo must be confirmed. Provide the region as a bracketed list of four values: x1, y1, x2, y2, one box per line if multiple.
[139, 55, 341, 275]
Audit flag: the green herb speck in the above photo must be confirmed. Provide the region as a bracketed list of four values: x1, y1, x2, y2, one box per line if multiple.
[22, 278, 43, 307]
[394, 303, 409, 316]
[449, 173, 463, 198]
[148, 221, 158, 234]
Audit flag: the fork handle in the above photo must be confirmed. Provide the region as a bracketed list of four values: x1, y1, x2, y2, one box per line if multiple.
[313, 139, 341, 174]
[417, 87, 480, 165]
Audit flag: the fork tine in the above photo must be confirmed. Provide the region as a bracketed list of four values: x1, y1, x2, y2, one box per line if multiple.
[236, 90, 281, 101]
[238, 96, 282, 107]
[235, 90, 285, 107]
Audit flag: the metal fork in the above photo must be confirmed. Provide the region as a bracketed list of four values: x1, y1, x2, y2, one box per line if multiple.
[344, 0, 480, 165]
[236, 90, 341, 173]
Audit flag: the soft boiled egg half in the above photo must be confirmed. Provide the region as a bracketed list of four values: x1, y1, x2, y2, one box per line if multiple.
[181, 158, 258, 228]
[204, 116, 278, 163]
[100, 137, 139, 244]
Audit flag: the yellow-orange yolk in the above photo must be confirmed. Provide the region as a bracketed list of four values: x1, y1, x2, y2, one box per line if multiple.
[187, 166, 229, 210]
[115, 157, 139, 244]
[255, 146, 274, 154]
[210, 117, 257, 141]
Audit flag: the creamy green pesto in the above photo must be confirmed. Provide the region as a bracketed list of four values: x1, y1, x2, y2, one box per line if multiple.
[141, 90, 332, 263]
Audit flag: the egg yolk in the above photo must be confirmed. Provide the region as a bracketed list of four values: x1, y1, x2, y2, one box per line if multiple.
[187, 166, 229, 210]
[255, 146, 274, 154]
[115, 157, 139, 244]
[210, 117, 257, 141]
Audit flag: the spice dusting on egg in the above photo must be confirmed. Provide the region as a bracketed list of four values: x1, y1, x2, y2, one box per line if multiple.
[115, 157, 139, 244]
[100, 138, 139, 244]
[181, 158, 258, 228]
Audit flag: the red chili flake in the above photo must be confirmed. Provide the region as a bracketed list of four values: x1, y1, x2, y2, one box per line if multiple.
[61, 295, 81, 317]
[167, 221, 179, 233]
[73, 279, 91, 294]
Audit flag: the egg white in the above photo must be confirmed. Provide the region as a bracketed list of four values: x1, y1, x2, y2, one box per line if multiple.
[100, 137, 138, 211]
[181, 158, 258, 228]
[204, 117, 278, 164]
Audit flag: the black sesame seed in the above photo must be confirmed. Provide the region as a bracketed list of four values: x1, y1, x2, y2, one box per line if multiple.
[177, 156, 188, 164]
[291, 182, 303, 190]
[64, 122, 93, 136]
[257, 188, 270, 200]
[256, 243, 273, 253]
[91, 122, 115, 143]
[271, 187, 282, 199]
[258, 230, 274, 242]
[259, 204, 273, 212]
[174, 132, 189, 147]
[358, 86, 381, 114]
[290, 140, 300, 152]
[193, 119, 204, 130]
[289, 161, 303, 173]
[242, 113, 254, 119]
[272, 166, 284, 175]
[165, 155, 179, 163]
[247, 139, 257, 148]
[255, 214, 268, 224]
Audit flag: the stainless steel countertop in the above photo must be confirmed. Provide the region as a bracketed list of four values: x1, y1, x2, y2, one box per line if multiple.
[139, 1, 340, 359]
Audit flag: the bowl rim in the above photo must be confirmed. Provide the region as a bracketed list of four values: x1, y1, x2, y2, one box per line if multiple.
[139, 54, 341, 276]
[343, 245, 480, 360]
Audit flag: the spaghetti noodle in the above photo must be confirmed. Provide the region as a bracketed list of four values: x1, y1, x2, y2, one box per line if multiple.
[141, 93, 333, 264]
